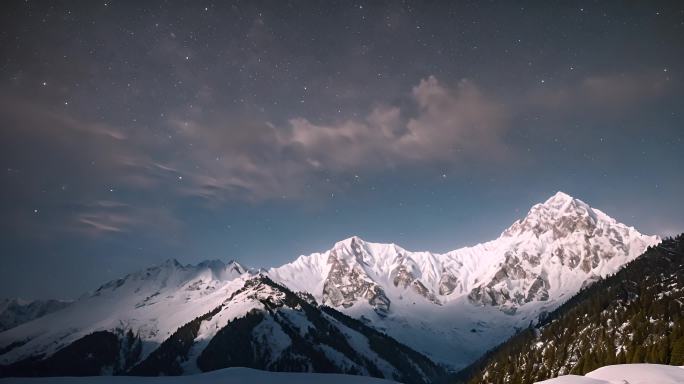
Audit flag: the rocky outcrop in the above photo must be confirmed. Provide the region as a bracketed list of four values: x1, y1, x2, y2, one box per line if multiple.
[438, 270, 459, 295]
[322, 248, 390, 316]
[468, 253, 550, 314]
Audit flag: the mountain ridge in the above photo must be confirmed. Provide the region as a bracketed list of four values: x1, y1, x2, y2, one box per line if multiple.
[267, 191, 659, 367]
[0, 192, 660, 373]
[0, 299, 72, 333]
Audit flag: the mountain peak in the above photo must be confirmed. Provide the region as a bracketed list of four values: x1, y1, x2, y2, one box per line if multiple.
[161, 258, 183, 268]
[534, 191, 593, 217]
[546, 190, 574, 203]
[501, 192, 601, 240]
[334, 235, 367, 249]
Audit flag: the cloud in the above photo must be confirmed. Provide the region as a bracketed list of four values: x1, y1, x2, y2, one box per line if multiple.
[72, 201, 181, 237]
[2, 71, 668, 209]
[404, 76, 510, 160]
[160, 71, 668, 202]
[279, 76, 509, 171]
[154, 76, 510, 201]
[528, 71, 668, 112]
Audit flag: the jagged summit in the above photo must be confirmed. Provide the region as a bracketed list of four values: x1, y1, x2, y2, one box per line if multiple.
[502, 192, 606, 240]
[332, 235, 370, 250]
[162, 258, 183, 268]
[268, 192, 659, 367]
[540, 191, 595, 217]
[544, 190, 575, 204]
[534, 191, 591, 216]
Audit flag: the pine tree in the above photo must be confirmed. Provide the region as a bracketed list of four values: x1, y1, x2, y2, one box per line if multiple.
[671, 337, 684, 365]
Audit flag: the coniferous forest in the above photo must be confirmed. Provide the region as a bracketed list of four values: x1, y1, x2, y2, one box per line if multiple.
[457, 234, 684, 384]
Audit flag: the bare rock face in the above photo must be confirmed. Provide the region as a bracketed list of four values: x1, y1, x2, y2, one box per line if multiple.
[525, 276, 550, 302]
[390, 264, 441, 305]
[438, 270, 459, 296]
[466, 249, 551, 313]
[412, 280, 441, 305]
[391, 264, 414, 289]
[467, 252, 549, 314]
[322, 244, 390, 316]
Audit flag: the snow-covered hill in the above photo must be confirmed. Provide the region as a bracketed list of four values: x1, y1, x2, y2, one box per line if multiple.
[536, 364, 684, 384]
[0, 192, 659, 375]
[0, 269, 442, 382]
[0, 299, 71, 332]
[0, 366, 398, 384]
[0, 259, 249, 366]
[268, 192, 659, 368]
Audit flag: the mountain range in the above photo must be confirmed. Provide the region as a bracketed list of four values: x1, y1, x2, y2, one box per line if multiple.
[0, 192, 661, 381]
[0, 299, 71, 333]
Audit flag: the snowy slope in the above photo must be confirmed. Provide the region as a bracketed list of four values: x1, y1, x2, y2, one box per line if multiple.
[536, 364, 684, 384]
[268, 192, 659, 368]
[0, 259, 249, 365]
[0, 299, 71, 332]
[0, 272, 443, 382]
[0, 367, 398, 384]
[127, 275, 443, 382]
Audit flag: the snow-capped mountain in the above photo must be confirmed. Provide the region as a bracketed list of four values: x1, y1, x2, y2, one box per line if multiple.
[0, 259, 249, 369]
[459, 234, 684, 383]
[0, 299, 71, 332]
[268, 192, 659, 368]
[0, 262, 443, 382]
[0, 192, 659, 376]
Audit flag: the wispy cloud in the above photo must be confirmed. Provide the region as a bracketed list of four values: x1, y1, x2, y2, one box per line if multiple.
[71, 201, 181, 237]
[159, 76, 511, 201]
[0, 70, 671, 211]
[527, 71, 668, 112]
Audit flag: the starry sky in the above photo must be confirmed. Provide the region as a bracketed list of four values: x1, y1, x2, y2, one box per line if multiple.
[1, 1, 683, 299]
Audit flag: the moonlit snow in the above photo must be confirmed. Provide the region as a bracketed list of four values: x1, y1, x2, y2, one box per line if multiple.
[536, 364, 684, 384]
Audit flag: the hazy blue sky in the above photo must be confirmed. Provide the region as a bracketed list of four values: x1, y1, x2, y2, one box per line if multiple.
[1, 1, 683, 299]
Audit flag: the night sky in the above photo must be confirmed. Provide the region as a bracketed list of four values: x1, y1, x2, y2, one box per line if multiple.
[1, 1, 683, 299]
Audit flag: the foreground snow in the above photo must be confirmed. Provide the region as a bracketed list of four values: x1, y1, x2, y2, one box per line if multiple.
[536, 364, 684, 384]
[0, 367, 397, 384]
